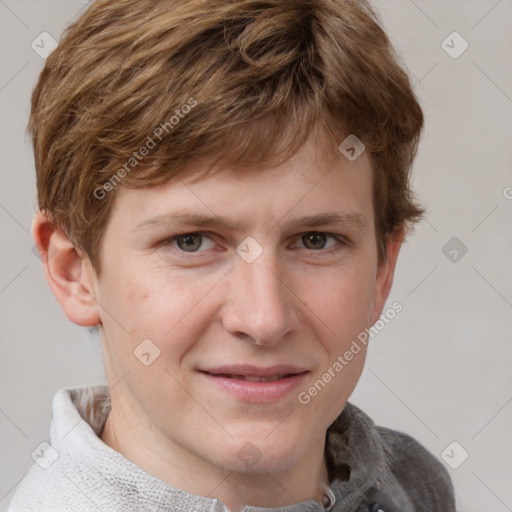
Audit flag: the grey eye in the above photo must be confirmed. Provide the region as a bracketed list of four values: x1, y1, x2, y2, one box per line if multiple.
[301, 232, 327, 250]
[176, 234, 203, 252]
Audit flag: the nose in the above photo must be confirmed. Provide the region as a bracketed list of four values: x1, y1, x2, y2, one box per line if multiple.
[221, 251, 297, 346]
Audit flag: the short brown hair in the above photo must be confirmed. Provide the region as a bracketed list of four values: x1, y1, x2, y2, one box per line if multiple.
[29, 0, 424, 275]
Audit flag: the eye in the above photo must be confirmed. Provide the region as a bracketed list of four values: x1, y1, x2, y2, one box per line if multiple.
[168, 233, 216, 252]
[298, 232, 340, 250]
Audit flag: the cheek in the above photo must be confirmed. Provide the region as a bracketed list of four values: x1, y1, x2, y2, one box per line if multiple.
[299, 270, 374, 422]
[298, 263, 376, 343]
[100, 262, 224, 363]
[104, 258, 206, 322]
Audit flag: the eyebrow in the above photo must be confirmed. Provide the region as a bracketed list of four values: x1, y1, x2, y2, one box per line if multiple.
[132, 211, 367, 233]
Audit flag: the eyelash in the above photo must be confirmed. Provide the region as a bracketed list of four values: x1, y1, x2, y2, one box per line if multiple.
[160, 231, 349, 255]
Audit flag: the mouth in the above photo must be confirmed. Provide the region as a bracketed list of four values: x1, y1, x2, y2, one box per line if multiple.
[198, 365, 309, 402]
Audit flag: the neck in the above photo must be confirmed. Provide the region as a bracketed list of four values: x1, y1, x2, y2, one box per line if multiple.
[100, 401, 331, 511]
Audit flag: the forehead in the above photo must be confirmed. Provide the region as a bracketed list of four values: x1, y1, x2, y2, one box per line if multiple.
[105, 139, 375, 237]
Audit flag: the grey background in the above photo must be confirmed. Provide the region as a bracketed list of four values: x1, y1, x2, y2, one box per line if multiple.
[1, 1, 511, 511]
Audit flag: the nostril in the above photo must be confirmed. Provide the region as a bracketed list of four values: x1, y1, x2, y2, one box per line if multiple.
[233, 331, 258, 343]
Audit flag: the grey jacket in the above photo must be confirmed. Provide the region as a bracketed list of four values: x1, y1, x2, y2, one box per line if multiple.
[8, 384, 455, 512]
[325, 403, 455, 511]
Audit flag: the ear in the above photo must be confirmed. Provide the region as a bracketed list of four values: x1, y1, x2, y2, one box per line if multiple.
[32, 211, 101, 327]
[369, 226, 405, 326]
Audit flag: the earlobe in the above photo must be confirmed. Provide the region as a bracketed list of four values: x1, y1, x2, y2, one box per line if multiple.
[369, 228, 405, 326]
[32, 211, 101, 327]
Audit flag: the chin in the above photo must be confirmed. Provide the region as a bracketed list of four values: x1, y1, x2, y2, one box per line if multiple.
[206, 429, 309, 476]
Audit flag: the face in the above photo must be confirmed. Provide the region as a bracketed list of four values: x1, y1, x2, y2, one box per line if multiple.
[81, 138, 398, 478]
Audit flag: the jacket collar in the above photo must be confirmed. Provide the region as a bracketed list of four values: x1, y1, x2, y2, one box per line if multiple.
[325, 402, 389, 510]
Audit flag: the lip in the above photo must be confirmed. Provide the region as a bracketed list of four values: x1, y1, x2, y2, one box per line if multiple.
[199, 364, 309, 403]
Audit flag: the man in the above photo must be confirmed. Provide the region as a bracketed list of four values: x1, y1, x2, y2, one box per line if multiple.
[9, 0, 455, 510]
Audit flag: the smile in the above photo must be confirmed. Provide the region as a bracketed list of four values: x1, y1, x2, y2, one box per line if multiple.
[199, 366, 309, 402]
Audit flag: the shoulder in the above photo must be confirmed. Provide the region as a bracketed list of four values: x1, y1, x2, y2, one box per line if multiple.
[7, 461, 89, 512]
[327, 403, 456, 512]
[375, 425, 456, 511]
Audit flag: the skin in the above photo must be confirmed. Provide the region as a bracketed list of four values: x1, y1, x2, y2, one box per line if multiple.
[33, 135, 403, 512]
